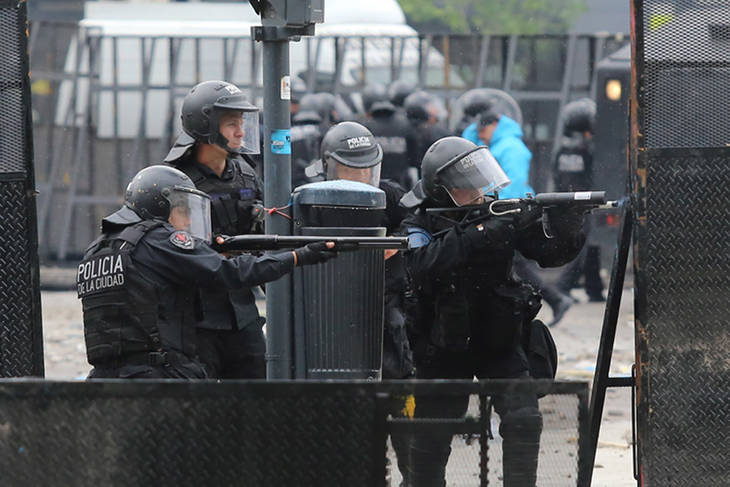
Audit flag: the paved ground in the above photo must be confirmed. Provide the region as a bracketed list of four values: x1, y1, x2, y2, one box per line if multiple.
[40, 274, 636, 486]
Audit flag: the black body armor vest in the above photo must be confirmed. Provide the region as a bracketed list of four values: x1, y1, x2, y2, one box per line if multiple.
[404, 210, 538, 355]
[168, 153, 263, 330]
[360, 113, 412, 186]
[78, 221, 197, 365]
[174, 155, 263, 236]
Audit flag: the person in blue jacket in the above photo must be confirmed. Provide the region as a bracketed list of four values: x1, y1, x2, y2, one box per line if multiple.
[462, 111, 573, 327]
[462, 111, 533, 200]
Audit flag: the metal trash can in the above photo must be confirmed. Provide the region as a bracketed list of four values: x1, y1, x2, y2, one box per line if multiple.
[291, 180, 386, 379]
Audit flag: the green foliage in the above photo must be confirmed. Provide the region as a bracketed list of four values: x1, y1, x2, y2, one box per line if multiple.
[398, 0, 587, 35]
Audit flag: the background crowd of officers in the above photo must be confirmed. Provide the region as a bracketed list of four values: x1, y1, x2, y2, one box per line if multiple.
[77, 77, 600, 487]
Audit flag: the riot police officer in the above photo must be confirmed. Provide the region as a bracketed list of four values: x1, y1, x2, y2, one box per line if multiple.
[358, 82, 389, 117]
[554, 98, 605, 302]
[402, 90, 450, 175]
[308, 121, 414, 480]
[162, 80, 269, 379]
[399, 137, 586, 486]
[291, 108, 324, 188]
[465, 110, 575, 326]
[299, 92, 351, 130]
[318, 121, 414, 381]
[79, 165, 337, 380]
[388, 79, 417, 110]
[359, 98, 415, 189]
[452, 88, 495, 136]
[554, 98, 595, 192]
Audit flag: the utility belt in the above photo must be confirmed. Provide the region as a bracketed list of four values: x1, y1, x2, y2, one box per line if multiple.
[426, 279, 542, 354]
[414, 280, 557, 386]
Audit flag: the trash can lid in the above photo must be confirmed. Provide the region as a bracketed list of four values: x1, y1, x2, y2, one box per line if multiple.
[293, 180, 386, 208]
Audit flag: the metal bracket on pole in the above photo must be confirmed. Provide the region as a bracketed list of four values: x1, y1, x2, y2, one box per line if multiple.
[252, 24, 314, 42]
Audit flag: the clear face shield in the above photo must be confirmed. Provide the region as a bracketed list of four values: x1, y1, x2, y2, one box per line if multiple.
[166, 186, 212, 244]
[212, 108, 260, 155]
[325, 157, 382, 187]
[436, 147, 511, 206]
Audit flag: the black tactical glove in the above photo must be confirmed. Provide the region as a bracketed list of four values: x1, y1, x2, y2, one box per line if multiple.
[464, 215, 517, 250]
[294, 242, 338, 266]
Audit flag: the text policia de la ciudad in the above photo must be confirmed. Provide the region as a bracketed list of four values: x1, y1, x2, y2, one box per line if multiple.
[77, 254, 125, 296]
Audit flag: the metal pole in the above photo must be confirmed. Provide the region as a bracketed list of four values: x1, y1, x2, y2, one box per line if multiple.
[474, 35, 490, 88]
[502, 35, 518, 91]
[261, 34, 293, 379]
[552, 35, 578, 143]
[590, 35, 606, 101]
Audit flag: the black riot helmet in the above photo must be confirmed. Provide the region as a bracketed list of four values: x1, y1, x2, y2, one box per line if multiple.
[403, 90, 432, 123]
[319, 121, 383, 187]
[420, 137, 510, 207]
[103, 165, 212, 243]
[461, 89, 494, 117]
[317, 92, 352, 126]
[388, 79, 417, 108]
[561, 98, 596, 136]
[299, 92, 350, 127]
[361, 83, 388, 114]
[456, 88, 523, 123]
[295, 93, 325, 125]
[403, 90, 446, 125]
[180, 80, 260, 154]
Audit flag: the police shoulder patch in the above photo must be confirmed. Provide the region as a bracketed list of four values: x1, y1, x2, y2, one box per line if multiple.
[407, 227, 432, 249]
[169, 230, 195, 250]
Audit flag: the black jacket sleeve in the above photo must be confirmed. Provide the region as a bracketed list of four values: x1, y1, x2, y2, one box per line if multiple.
[403, 224, 480, 288]
[380, 179, 408, 234]
[135, 227, 296, 289]
[516, 218, 586, 268]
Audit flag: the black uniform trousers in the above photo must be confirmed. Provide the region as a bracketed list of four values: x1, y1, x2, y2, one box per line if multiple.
[196, 321, 267, 379]
[406, 345, 541, 487]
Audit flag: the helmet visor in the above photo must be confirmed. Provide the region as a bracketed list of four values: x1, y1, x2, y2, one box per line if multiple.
[436, 146, 510, 206]
[166, 187, 212, 244]
[213, 109, 260, 155]
[326, 158, 381, 187]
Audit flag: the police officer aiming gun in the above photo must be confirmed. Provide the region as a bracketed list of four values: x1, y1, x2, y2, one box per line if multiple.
[78, 165, 336, 380]
[400, 136, 586, 486]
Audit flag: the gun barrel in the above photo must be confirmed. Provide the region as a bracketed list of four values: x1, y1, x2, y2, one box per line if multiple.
[218, 235, 410, 251]
[533, 191, 606, 206]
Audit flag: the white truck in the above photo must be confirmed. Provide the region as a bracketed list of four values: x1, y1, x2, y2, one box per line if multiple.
[56, 0, 458, 138]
